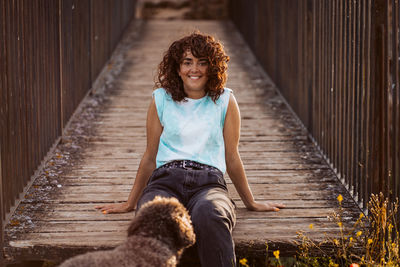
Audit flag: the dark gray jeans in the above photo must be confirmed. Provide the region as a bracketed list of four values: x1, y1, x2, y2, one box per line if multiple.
[137, 167, 237, 267]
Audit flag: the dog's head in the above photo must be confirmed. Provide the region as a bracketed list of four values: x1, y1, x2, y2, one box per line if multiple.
[128, 197, 195, 251]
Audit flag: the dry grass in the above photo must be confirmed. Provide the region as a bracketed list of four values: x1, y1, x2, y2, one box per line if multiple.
[238, 192, 399, 267]
[295, 192, 399, 267]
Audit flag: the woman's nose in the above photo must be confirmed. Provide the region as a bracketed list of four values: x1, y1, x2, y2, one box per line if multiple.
[191, 63, 200, 72]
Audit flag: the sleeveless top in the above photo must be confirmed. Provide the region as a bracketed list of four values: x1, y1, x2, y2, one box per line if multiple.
[153, 88, 233, 174]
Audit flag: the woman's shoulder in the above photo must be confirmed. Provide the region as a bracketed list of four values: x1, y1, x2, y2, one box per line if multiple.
[223, 88, 233, 94]
[212, 88, 233, 108]
[152, 88, 172, 99]
[152, 87, 166, 95]
[220, 88, 233, 101]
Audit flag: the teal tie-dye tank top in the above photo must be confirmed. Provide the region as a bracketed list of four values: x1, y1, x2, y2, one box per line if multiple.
[153, 88, 232, 174]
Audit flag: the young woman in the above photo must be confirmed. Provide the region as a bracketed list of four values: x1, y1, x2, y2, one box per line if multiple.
[96, 32, 285, 266]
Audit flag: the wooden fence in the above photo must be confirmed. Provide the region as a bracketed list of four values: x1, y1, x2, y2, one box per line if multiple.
[0, 0, 136, 253]
[229, 0, 400, 209]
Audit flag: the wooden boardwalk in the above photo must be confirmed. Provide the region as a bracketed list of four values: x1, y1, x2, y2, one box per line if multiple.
[4, 20, 361, 264]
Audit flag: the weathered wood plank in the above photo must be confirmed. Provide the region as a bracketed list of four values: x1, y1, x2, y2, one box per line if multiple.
[8, 208, 344, 223]
[19, 198, 352, 214]
[31, 190, 345, 203]
[37, 183, 339, 194]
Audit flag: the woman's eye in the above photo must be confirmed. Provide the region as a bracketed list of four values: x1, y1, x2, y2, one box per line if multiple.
[183, 62, 191, 66]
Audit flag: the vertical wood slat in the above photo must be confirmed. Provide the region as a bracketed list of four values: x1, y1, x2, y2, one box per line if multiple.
[329, 0, 334, 167]
[0, 0, 6, 258]
[0, 0, 136, 235]
[365, 0, 373, 208]
[333, 0, 340, 173]
[22, 0, 30, 196]
[386, 0, 394, 200]
[389, 0, 400, 203]
[370, 0, 385, 196]
[355, 0, 361, 199]
[349, 0, 355, 193]
[312, 1, 318, 139]
[344, 0, 349, 186]
[16, 0, 23, 196]
[326, 0, 332, 164]
[337, 0, 343, 178]
[229, 0, 400, 208]
[339, 0, 346, 183]
[394, 0, 400, 203]
[323, 0, 329, 160]
[7, 0, 16, 211]
[318, 0, 323, 154]
[382, 0, 390, 199]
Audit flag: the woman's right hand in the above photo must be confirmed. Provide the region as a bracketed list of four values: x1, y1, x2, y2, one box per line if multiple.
[94, 202, 134, 214]
[94, 99, 161, 215]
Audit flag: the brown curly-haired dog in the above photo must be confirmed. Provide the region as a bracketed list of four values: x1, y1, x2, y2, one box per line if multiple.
[59, 197, 195, 267]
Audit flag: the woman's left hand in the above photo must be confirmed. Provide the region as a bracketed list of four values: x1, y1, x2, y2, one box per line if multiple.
[247, 201, 285, 212]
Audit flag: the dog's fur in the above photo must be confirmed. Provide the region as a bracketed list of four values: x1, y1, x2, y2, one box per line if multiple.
[59, 197, 195, 267]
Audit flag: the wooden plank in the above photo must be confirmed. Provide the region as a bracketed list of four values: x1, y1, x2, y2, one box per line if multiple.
[17, 199, 351, 212]
[37, 183, 341, 194]
[6, 219, 344, 235]
[54, 170, 335, 183]
[33, 174, 338, 186]
[9, 207, 346, 222]
[33, 189, 345, 203]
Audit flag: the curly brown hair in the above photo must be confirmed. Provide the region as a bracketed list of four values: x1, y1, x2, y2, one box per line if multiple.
[156, 32, 229, 102]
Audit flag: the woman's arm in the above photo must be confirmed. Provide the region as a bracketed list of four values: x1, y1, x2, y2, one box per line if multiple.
[95, 98, 162, 213]
[224, 94, 285, 212]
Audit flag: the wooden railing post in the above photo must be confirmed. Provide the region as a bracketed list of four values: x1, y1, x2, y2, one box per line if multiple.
[0, 145, 3, 263]
[0, 0, 4, 261]
[1, 1, 8, 258]
[370, 0, 387, 197]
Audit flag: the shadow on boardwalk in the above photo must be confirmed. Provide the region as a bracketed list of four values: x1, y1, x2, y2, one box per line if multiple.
[4, 19, 362, 265]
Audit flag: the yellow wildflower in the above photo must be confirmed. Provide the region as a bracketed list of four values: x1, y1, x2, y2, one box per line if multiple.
[239, 258, 249, 267]
[309, 224, 314, 229]
[333, 239, 339, 245]
[273, 250, 280, 259]
[329, 259, 339, 267]
[349, 237, 353, 243]
[356, 231, 362, 237]
[337, 222, 343, 228]
[359, 213, 364, 219]
[368, 238, 373, 245]
[337, 194, 343, 203]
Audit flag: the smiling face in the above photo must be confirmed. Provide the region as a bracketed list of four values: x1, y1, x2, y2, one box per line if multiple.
[178, 51, 209, 98]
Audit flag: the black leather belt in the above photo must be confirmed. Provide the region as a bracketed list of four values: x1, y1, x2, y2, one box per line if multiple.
[160, 160, 221, 173]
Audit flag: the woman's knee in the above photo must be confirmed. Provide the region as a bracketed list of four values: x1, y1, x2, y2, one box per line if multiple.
[190, 196, 236, 231]
[136, 189, 176, 210]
